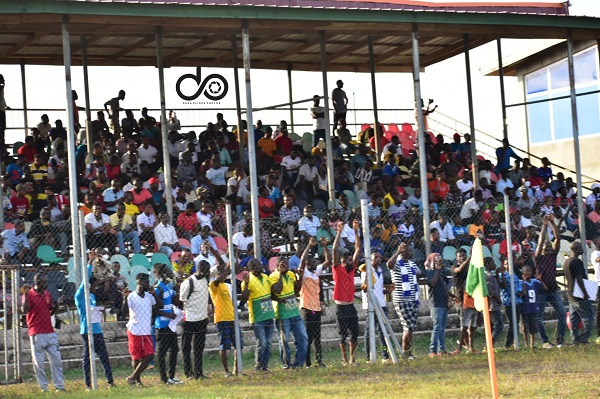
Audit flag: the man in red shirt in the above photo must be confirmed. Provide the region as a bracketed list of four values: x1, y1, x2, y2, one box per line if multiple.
[22, 274, 65, 392]
[331, 219, 361, 365]
[274, 129, 293, 156]
[130, 177, 153, 207]
[176, 202, 199, 239]
[258, 186, 276, 219]
[10, 183, 30, 220]
[17, 136, 38, 163]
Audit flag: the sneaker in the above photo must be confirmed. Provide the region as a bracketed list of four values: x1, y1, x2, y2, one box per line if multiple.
[171, 377, 184, 384]
[166, 379, 178, 385]
[126, 376, 137, 386]
[147, 364, 154, 371]
[55, 388, 67, 392]
[108, 382, 116, 389]
[595, 337, 600, 345]
[556, 343, 564, 348]
[542, 342, 554, 349]
[40, 388, 48, 393]
[381, 358, 392, 364]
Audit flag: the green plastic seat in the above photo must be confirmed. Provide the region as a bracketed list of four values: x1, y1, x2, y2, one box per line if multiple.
[36, 245, 63, 264]
[130, 253, 152, 271]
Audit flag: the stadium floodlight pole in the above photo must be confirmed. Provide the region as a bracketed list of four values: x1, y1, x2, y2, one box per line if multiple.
[62, 15, 95, 388]
[368, 37, 381, 168]
[496, 39, 508, 141]
[567, 31, 588, 263]
[81, 35, 93, 150]
[20, 63, 28, 138]
[319, 31, 337, 211]
[79, 209, 98, 389]
[411, 24, 431, 257]
[463, 34, 479, 191]
[225, 203, 244, 374]
[231, 35, 245, 166]
[360, 199, 377, 364]
[503, 193, 519, 350]
[242, 21, 262, 261]
[155, 26, 174, 221]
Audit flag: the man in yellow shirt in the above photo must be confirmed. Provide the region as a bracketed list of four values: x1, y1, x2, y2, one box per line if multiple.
[209, 266, 239, 376]
[123, 191, 140, 217]
[257, 129, 276, 158]
[109, 203, 141, 254]
[240, 259, 275, 372]
[270, 257, 308, 369]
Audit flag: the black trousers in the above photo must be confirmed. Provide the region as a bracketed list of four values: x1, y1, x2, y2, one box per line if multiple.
[301, 308, 322, 367]
[182, 319, 208, 379]
[157, 327, 179, 383]
[504, 304, 522, 349]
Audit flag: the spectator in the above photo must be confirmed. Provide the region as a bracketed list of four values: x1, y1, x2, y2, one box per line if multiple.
[84, 204, 116, 252]
[103, 179, 124, 215]
[430, 213, 455, 244]
[360, 251, 390, 361]
[497, 258, 522, 350]
[137, 203, 157, 246]
[258, 129, 276, 158]
[205, 156, 229, 198]
[520, 265, 546, 348]
[240, 259, 276, 372]
[495, 138, 522, 173]
[310, 95, 326, 148]
[130, 178, 152, 207]
[484, 257, 504, 347]
[258, 186, 276, 219]
[110, 203, 141, 254]
[191, 226, 217, 256]
[138, 136, 158, 166]
[563, 241, 593, 344]
[275, 129, 293, 156]
[281, 151, 301, 188]
[21, 273, 65, 392]
[154, 213, 183, 258]
[279, 194, 302, 250]
[331, 80, 348, 131]
[232, 223, 254, 257]
[298, 205, 320, 242]
[426, 253, 453, 357]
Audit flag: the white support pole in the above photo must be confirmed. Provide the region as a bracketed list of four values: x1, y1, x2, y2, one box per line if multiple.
[20, 63, 28, 137]
[463, 34, 479, 191]
[226, 203, 243, 374]
[319, 31, 337, 211]
[503, 194, 519, 350]
[62, 16, 96, 389]
[155, 27, 174, 220]
[81, 35, 93, 149]
[241, 21, 262, 261]
[231, 35, 245, 166]
[287, 65, 295, 134]
[368, 37, 381, 168]
[360, 199, 376, 363]
[79, 210, 97, 389]
[567, 31, 588, 262]
[369, 290, 399, 364]
[411, 24, 431, 257]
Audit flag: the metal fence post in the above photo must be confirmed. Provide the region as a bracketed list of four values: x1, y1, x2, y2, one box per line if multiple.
[79, 210, 97, 389]
[225, 202, 243, 374]
[12, 268, 22, 382]
[503, 194, 519, 350]
[360, 199, 376, 363]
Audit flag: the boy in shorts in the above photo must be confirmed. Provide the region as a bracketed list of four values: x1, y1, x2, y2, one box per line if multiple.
[521, 265, 547, 348]
[209, 266, 240, 376]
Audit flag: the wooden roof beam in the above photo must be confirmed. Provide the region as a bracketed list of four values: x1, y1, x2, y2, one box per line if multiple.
[261, 35, 322, 64]
[111, 35, 155, 59]
[217, 35, 275, 63]
[328, 37, 370, 63]
[70, 35, 105, 55]
[164, 34, 224, 63]
[2, 33, 42, 58]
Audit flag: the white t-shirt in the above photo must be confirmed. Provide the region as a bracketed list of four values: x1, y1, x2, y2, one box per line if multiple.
[296, 164, 318, 184]
[126, 291, 156, 336]
[592, 249, 600, 284]
[281, 156, 301, 171]
[460, 198, 479, 220]
[226, 177, 247, 197]
[84, 213, 110, 233]
[232, 232, 253, 251]
[196, 211, 213, 229]
[179, 276, 209, 322]
[311, 106, 326, 130]
[361, 266, 386, 309]
[206, 166, 229, 186]
[298, 216, 320, 237]
[137, 145, 158, 164]
[456, 180, 474, 198]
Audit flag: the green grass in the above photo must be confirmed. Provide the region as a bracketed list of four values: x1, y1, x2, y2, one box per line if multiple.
[3, 330, 600, 399]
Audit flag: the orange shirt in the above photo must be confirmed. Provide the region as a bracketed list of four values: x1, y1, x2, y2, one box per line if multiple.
[299, 268, 322, 312]
[463, 292, 475, 309]
[258, 137, 276, 157]
[79, 205, 92, 217]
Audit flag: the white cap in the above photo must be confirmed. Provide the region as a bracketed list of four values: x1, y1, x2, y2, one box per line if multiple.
[592, 182, 600, 190]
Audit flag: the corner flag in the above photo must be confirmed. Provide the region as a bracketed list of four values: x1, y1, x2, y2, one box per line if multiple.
[466, 238, 488, 312]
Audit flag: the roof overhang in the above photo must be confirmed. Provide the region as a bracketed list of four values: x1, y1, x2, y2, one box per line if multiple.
[0, 0, 597, 73]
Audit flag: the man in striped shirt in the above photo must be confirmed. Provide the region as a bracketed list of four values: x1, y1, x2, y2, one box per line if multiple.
[387, 242, 420, 359]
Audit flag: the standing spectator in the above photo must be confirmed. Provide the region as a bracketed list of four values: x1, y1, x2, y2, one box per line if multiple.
[208, 264, 239, 376]
[205, 156, 229, 199]
[298, 237, 330, 367]
[21, 273, 65, 392]
[104, 90, 126, 135]
[331, 79, 348, 131]
[275, 129, 293, 156]
[520, 265, 546, 348]
[387, 242, 420, 359]
[360, 251, 390, 362]
[485, 257, 504, 348]
[258, 129, 276, 158]
[7, 155, 26, 186]
[311, 95, 326, 148]
[563, 241, 593, 344]
[180, 261, 211, 380]
[332, 220, 361, 365]
[498, 258, 523, 350]
[75, 276, 115, 390]
[534, 218, 567, 348]
[240, 259, 276, 372]
[426, 253, 452, 357]
[123, 273, 162, 386]
[495, 138, 522, 173]
[153, 264, 182, 385]
[258, 186, 276, 219]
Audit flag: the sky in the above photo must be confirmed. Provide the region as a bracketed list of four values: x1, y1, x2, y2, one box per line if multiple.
[1, 0, 598, 153]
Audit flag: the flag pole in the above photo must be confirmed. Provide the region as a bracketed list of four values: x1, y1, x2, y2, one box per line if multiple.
[482, 296, 499, 399]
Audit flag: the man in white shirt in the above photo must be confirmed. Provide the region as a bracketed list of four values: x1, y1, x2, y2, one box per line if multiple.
[281, 151, 301, 188]
[205, 156, 229, 198]
[84, 204, 116, 251]
[154, 213, 183, 258]
[460, 190, 482, 223]
[124, 273, 162, 386]
[296, 156, 318, 196]
[311, 95, 326, 148]
[495, 170, 514, 195]
[456, 173, 474, 200]
[430, 213, 455, 244]
[586, 183, 600, 210]
[360, 252, 390, 361]
[193, 241, 228, 272]
[298, 205, 320, 241]
[138, 136, 158, 165]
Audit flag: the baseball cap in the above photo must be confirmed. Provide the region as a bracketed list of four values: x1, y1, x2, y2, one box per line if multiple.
[148, 177, 160, 185]
[592, 182, 600, 190]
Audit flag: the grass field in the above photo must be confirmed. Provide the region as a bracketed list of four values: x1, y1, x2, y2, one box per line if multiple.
[2, 329, 599, 399]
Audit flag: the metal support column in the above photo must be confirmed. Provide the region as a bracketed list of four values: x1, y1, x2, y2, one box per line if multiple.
[287, 64, 295, 134]
[497, 39, 508, 140]
[360, 199, 376, 363]
[411, 24, 431, 256]
[319, 31, 337, 210]
[62, 14, 92, 386]
[81, 35, 93, 148]
[232, 35, 245, 165]
[368, 37, 381, 168]
[155, 26, 174, 220]
[242, 21, 262, 261]
[79, 210, 97, 389]
[503, 194, 519, 350]
[20, 63, 28, 137]
[463, 34, 478, 191]
[567, 31, 588, 261]
[225, 203, 244, 374]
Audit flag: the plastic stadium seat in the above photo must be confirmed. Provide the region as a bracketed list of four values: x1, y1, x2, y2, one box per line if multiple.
[482, 245, 493, 259]
[492, 243, 501, 260]
[37, 245, 63, 264]
[312, 198, 326, 210]
[130, 253, 152, 271]
[460, 245, 471, 257]
[151, 252, 172, 269]
[178, 238, 191, 248]
[213, 236, 228, 252]
[403, 187, 414, 197]
[130, 265, 154, 285]
[388, 123, 400, 134]
[361, 123, 372, 133]
[110, 254, 131, 273]
[442, 245, 457, 262]
[302, 132, 313, 153]
[343, 190, 357, 208]
[170, 251, 181, 262]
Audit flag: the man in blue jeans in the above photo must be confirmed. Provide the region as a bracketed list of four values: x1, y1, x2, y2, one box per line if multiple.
[426, 253, 453, 357]
[241, 259, 275, 372]
[564, 241, 594, 344]
[535, 218, 567, 348]
[270, 257, 309, 369]
[75, 276, 115, 390]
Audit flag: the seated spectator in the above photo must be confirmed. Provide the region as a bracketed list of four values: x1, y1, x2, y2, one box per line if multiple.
[367, 194, 382, 224]
[315, 217, 336, 257]
[275, 129, 293, 156]
[258, 129, 276, 158]
[137, 203, 157, 246]
[279, 194, 301, 250]
[190, 225, 217, 256]
[456, 172, 474, 200]
[205, 155, 229, 199]
[173, 248, 195, 280]
[103, 179, 124, 215]
[177, 153, 196, 183]
[154, 212, 184, 258]
[1, 220, 39, 266]
[382, 154, 399, 179]
[10, 183, 31, 220]
[89, 248, 123, 315]
[258, 186, 276, 219]
[298, 205, 320, 242]
[84, 204, 116, 253]
[296, 156, 318, 197]
[428, 171, 450, 203]
[430, 212, 455, 245]
[313, 164, 329, 204]
[137, 136, 158, 167]
[232, 223, 254, 257]
[196, 200, 214, 230]
[535, 182, 553, 203]
[538, 157, 553, 182]
[281, 151, 302, 189]
[177, 203, 199, 239]
[28, 208, 57, 251]
[460, 190, 482, 224]
[121, 153, 141, 178]
[110, 203, 141, 255]
[130, 178, 152, 207]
